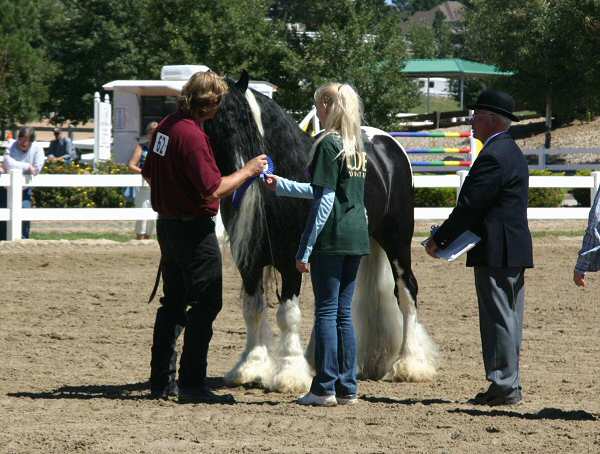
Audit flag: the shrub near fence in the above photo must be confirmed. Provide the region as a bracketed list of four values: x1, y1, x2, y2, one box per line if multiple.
[414, 187, 456, 207]
[528, 170, 566, 207]
[34, 161, 133, 209]
[571, 170, 592, 207]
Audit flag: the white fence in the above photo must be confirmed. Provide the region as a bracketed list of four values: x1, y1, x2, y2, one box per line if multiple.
[524, 148, 600, 171]
[1, 170, 599, 241]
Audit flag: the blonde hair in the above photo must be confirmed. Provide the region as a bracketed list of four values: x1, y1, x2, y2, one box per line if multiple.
[177, 71, 229, 119]
[313, 82, 364, 158]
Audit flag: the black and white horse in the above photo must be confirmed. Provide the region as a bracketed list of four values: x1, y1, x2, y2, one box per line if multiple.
[205, 72, 438, 393]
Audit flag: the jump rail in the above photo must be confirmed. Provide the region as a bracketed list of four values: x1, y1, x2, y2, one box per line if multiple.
[1, 170, 599, 240]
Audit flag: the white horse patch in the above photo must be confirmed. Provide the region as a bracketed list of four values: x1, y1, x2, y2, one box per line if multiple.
[153, 132, 169, 156]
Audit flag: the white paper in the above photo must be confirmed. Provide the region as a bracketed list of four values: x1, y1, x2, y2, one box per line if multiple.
[423, 230, 481, 262]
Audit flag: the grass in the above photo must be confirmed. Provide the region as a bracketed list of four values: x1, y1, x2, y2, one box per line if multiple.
[30, 231, 138, 242]
[414, 230, 585, 238]
[29, 230, 584, 242]
[412, 95, 460, 114]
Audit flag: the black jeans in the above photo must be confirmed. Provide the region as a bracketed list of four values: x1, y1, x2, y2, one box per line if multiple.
[150, 217, 223, 391]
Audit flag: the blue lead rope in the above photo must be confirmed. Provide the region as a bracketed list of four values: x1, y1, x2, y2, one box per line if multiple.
[232, 155, 275, 209]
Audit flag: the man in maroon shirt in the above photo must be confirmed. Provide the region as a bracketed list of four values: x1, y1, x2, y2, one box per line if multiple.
[143, 71, 267, 403]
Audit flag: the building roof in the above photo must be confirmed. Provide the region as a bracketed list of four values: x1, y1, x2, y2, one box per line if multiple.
[102, 80, 277, 97]
[401, 58, 513, 78]
[402, 1, 465, 31]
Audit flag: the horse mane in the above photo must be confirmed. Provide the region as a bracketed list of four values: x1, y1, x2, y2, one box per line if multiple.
[205, 81, 313, 276]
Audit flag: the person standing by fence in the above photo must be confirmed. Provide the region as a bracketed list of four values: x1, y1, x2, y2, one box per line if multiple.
[425, 89, 533, 406]
[128, 121, 158, 240]
[0, 127, 45, 240]
[142, 71, 267, 402]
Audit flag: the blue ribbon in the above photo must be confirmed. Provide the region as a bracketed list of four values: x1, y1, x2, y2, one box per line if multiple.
[232, 155, 275, 209]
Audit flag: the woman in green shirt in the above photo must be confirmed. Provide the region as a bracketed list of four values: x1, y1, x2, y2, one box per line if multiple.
[265, 82, 369, 406]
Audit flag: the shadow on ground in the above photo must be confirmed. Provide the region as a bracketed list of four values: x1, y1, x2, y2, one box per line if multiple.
[448, 407, 597, 421]
[6, 377, 229, 401]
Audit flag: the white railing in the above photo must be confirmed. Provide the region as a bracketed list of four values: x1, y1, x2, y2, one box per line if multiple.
[1, 169, 599, 241]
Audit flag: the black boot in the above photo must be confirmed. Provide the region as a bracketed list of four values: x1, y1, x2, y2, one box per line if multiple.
[150, 305, 184, 398]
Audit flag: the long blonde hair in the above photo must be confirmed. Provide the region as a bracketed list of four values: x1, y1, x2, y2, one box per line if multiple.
[313, 82, 364, 159]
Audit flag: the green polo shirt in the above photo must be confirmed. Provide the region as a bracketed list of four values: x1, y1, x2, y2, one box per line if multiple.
[310, 133, 370, 256]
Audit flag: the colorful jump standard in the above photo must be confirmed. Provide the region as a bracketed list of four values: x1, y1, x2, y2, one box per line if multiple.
[388, 129, 478, 168]
[389, 131, 471, 138]
[405, 147, 471, 154]
[411, 160, 472, 167]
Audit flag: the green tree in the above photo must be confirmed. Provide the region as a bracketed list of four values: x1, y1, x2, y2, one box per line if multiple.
[279, 0, 418, 128]
[407, 23, 437, 58]
[42, 0, 151, 123]
[0, 0, 55, 132]
[464, 0, 600, 123]
[432, 10, 454, 57]
[144, 0, 294, 93]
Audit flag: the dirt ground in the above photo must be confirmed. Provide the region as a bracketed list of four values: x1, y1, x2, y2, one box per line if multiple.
[1, 236, 599, 454]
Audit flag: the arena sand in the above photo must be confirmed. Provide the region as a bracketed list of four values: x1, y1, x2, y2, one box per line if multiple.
[1, 237, 598, 453]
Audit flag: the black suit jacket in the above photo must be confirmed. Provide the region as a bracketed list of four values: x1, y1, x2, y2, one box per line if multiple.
[433, 132, 533, 268]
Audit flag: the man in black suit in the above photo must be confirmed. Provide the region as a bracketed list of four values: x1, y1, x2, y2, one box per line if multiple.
[425, 89, 533, 406]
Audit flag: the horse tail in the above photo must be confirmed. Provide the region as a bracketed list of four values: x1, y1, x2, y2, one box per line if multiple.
[352, 238, 404, 379]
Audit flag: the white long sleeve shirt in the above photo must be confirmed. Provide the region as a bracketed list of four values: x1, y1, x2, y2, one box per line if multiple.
[3, 142, 45, 174]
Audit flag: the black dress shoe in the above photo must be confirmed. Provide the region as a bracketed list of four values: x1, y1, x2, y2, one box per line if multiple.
[468, 389, 523, 406]
[468, 390, 493, 405]
[486, 392, 523, 407]
[150, 381, 179, 400]
[178, 385, 235, 404]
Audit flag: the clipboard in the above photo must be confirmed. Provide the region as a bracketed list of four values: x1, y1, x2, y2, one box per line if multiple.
[422, 229, 481, 262]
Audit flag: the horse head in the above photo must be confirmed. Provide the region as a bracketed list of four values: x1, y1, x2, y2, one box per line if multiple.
[205, 71, 313, 182]
[204, 71, 264, 177]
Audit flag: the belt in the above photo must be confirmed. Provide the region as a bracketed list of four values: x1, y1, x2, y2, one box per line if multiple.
[158, 214, 216, 222]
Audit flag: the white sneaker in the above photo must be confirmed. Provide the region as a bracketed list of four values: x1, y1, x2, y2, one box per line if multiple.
[337, 395, 358, 405]
[297, 392, 337, 406]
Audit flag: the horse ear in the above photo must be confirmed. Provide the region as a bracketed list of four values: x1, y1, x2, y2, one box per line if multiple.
[235, 70, 250, 92]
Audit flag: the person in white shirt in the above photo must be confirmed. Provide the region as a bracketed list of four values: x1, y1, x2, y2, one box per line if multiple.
[0, 127, 45, 239]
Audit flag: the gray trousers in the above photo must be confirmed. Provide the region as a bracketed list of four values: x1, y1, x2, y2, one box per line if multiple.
[474, 266, 525, 397]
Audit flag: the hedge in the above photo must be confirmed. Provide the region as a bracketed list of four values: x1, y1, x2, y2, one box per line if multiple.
[570, 169, 591, 207]
[412, 170, 567, 207]
[33, 161, 134, 208]
[528, 170, 566, 207]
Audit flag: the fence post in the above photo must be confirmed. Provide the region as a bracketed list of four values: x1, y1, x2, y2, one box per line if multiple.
[457, 169, 468, 202]
[592, 171, 600, 206]
[469, 129, 476, 166]
[7, 169, 23, 240]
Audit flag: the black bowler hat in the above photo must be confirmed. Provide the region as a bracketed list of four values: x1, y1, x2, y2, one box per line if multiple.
[468, 89, 519, 122]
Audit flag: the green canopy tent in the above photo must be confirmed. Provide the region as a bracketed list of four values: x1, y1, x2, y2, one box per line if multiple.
[401, 58, 513, 111]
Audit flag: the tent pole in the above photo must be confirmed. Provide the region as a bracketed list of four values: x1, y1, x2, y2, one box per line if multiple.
[427, 77, 430, 113]
[460, 77, 464, 110]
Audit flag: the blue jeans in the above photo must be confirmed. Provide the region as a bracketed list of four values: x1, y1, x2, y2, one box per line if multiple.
[309, 254, 361, 397]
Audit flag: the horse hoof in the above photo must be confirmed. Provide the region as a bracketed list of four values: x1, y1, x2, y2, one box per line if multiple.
[268, 357, 313, 393]
[385, 355, 438, 382]
[224, 346, 275, 388]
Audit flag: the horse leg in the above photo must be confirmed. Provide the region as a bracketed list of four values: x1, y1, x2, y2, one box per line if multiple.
[376, 229, 439, 382]
[270, 267, 313, 393]
[224, 269, 276, 388]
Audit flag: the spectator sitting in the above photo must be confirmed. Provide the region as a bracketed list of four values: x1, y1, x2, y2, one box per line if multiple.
[128, 121, 158, 240]
[0, 127, 45, 240]
[46, 127, 76, 163]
